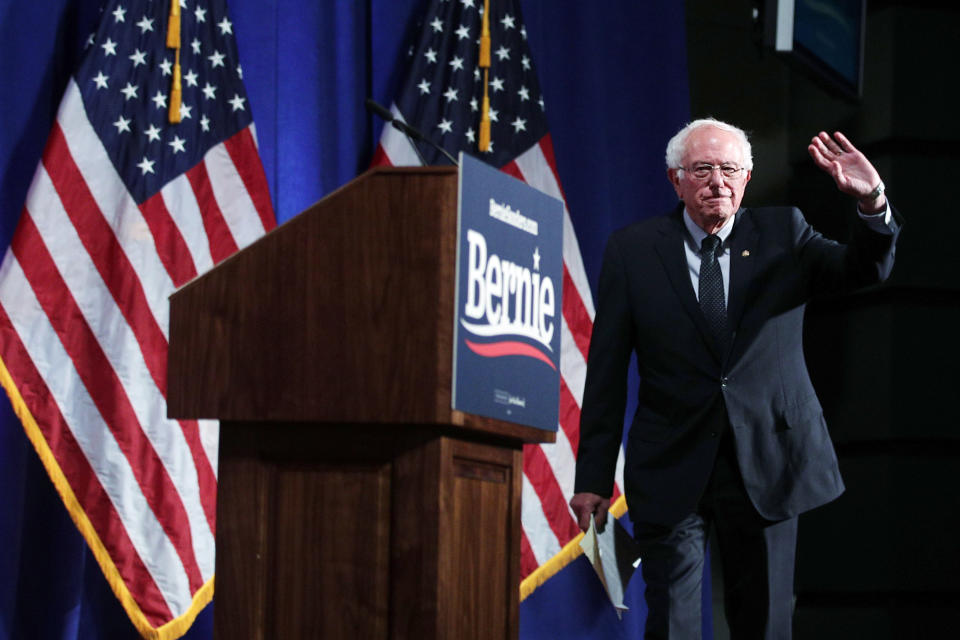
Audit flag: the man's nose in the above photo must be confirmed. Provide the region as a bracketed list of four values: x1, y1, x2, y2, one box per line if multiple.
[707, 167, 725, 187]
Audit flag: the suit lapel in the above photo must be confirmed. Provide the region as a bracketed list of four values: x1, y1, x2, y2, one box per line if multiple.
[653, 207, 722, 361]
[726, 208, 759, 359]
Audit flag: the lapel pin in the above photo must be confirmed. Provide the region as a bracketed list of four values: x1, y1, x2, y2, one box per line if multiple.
[741, 250, 750, 257]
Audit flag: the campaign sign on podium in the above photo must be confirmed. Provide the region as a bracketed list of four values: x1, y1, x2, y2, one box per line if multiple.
[452, 153, 564, 432]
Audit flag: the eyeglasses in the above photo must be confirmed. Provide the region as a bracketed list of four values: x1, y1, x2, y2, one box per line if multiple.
[679, 163, 747, 180]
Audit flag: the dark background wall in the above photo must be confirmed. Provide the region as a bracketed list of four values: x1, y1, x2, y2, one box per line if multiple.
[684, 1, 959, 637]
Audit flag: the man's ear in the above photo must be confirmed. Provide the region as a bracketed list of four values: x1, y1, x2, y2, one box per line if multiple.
[667, 168, 682, 199]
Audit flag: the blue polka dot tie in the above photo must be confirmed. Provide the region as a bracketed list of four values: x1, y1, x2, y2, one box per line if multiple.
[699, 234, 728, 351]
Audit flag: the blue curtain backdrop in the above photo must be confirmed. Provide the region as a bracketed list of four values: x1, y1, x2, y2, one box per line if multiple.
[0, 1, 689, 638]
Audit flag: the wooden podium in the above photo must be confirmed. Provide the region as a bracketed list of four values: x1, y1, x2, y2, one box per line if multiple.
[167, 167, 556, 639]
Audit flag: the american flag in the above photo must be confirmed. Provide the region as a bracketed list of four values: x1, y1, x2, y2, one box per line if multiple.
[372, 0, 625, 595]
[0, 1, 274, 638]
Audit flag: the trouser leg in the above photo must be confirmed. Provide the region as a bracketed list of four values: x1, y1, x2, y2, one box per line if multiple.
[634, 513, 707, 640]
[708, 432, 798, 640]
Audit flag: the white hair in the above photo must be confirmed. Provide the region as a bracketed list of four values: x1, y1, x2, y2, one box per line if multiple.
[665, 118, 753, 171]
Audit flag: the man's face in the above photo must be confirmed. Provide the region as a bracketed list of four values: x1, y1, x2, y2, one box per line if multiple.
[668, 126, 751, 234]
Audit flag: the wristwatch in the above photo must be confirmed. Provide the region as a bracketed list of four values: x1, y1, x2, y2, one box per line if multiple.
[864, 180, 885, 202]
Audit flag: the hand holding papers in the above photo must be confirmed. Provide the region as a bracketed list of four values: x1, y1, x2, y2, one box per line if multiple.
[579, 513, 641, 619]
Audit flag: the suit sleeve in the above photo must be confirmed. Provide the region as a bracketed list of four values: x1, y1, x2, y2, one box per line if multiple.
[793, 203, 902, 296]
[574, 232, 634, 498]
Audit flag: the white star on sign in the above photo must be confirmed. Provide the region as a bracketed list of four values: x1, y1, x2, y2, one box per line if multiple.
[533, 247, 541, 270]
[208, 51, 226, 68]
[113, 115, 131, 133]
[169, 136, 186, 154]
[137, 157, 155, 175]
[92, 72, 108, 89]
[229, 94, 246, 112]
[144, 124, 162, 142]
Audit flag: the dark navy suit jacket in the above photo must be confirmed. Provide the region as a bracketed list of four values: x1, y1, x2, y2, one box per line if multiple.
[574, 204, 901, 526]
